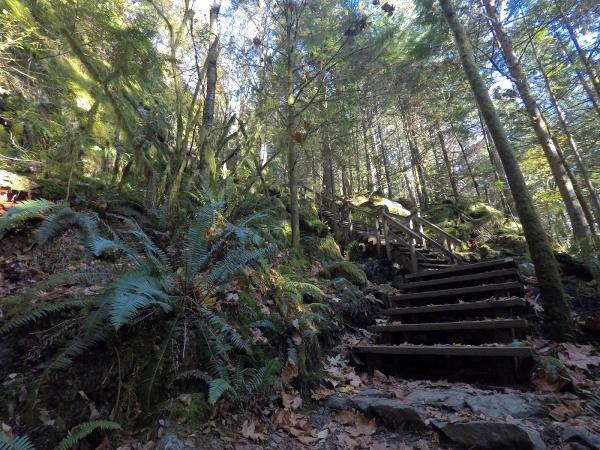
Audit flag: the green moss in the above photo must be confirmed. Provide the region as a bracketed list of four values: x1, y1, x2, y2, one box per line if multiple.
[301, 235, 342, 263]
[298, 201, 328, 237]
[167, 393, 211, 424]
[319, 261, 366, 287]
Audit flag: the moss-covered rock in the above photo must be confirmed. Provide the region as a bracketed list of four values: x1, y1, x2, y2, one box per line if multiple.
[301, 234, 342, 263]
[166, 392, 211, 424]
[298, 203, 328, 237]
[319, 261, 367, 287]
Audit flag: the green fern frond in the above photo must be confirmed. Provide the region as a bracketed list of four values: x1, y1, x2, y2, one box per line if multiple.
[204, 246, 271, 286]
[249, 320, 281, 332]
[0, 298, 91, 335]
[245, 359, 281, 393]
[0, 434, 36, 450]
[208, 378, 234, 405]
[200, 308, 249, 352]
[184, 201, 223, 280]
[108, 269, 172, 330]
[49, 322, 107, 370]
[0, 199, 56, 238]
[36, 207, 98, 247]
[55, 420, 120, 450]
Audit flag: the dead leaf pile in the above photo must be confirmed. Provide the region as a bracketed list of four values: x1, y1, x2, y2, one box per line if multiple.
[332, 409, 377, 449]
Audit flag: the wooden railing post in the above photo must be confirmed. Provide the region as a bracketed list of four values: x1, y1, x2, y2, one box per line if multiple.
[383, 215, 392, 261]
[375, 211, 382, 258]
[408, 215, 419, 272]
[416, 212, 426, 248]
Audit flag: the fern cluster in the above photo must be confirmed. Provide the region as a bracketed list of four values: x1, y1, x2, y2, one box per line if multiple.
[0, 420, 120, 450]
[2, 201, 274, 413]
[0, 199, 56, 238]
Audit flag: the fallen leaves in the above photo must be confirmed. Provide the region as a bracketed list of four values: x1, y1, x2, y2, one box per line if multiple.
[241, 419, 266, 442]
[281, 359, 299, 384]
[272, 408, 317, 445]
[558, 343, 600, 371]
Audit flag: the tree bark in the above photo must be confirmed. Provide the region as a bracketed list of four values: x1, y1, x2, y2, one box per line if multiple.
[361, 117, 375, 192]
[482, 0, 590, 242]
[559, 11, 600, 101]
[437, 127, 460, 202]
[400, 106, 428, 208]
[199, 1, 221, 186]
[556, 37, 600, 120]
[439, 0, 574, 340]
[450, 122, 481, 198]
[532, 43, 600, 227]
[375, 122, 394, 198]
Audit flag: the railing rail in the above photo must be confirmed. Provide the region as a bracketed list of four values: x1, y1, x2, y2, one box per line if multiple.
[299, 185, 464, 272]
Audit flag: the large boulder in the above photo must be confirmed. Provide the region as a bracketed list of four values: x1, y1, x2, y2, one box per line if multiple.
[435, 421, 545, 450]
[319, 261, 367, 287]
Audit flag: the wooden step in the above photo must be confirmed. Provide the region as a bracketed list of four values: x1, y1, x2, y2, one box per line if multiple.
[390, 281, 523, 304]
[406, 257, 516, 280]
[396, 268, 521, 292]
[419, 263, 455, 269]
[383, 298, 527, 317]
[368, 318, 528, 333]
[353, 344, 534, 358]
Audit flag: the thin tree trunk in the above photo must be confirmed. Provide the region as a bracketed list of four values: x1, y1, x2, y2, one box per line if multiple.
[199, 1, 221, 186]
[439, 0, 574, 341]
[285, 1, 299, 248]
[556, 37, 600, 119]
[361, 117, 375, 192]
[400, 107, 428, 208]
[437, 128, 460, 202]
[450, 122, 481, 198]
[479, 112, 512, 214]
[375, 122, 394, 198]
[533, 43, 600, 226]
[559, 11, 600, 101]
[482, 0, 590, 242]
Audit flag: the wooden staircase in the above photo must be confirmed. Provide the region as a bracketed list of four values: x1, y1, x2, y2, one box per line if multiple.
[302, 186, 535, 383]
[352, 257, 535, 384]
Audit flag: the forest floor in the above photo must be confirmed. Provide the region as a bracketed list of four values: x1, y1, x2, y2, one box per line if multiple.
[2, 225, 600, 449]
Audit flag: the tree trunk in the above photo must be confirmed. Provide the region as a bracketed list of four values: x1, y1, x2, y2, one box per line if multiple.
[479, 112, 512, 215]
[375, 122, 394, 198]
[439, 0, 574, 341]
[559, 11, 600, 101]
[285, 3, 300, 248]
[556, 37, 600, 119]
[437, 128, 460, 202]
[199, 1, 221, 186]
[482, 0, 590, 242]
[533, 43, 600, 227]
[361, 117, 375, 192]
[400, 107, 429, 208]
[450, 122, 481, 198]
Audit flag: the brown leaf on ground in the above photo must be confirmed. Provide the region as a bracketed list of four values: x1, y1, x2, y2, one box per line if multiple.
[281, 359, 298, 384]
[241, 419, 265, 442]
[558, 343, 600, 371]
[281, 391, 302, 410]
[532, 367, 571, 393]
[549, 400, 585, 421]
[272, 408, 316, 445]
[334, 409, 376, 437]
[311, 386, 334, 400]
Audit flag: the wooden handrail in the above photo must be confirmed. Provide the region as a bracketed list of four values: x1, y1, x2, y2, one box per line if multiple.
[413, 214, 463, 246]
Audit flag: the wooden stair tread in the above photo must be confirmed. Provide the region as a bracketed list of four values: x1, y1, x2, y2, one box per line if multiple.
[406, 257, 516, 280]
[396, 268, 520, 291]
[369, 318, 527, 333]
[419, 263, 455, 269]
[391, 281, 523, 302]
[353, 344, 534, 358]
[383, 298, 527, 316]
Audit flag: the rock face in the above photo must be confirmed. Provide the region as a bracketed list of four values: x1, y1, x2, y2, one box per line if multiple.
[325, 390, 427, 429]
[155, 434, 196, 450]
[560, 425, 600, 449]
[435, 421, 543, 450]
[406, 388, 554, 419]
[351, 395, 427, 429]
